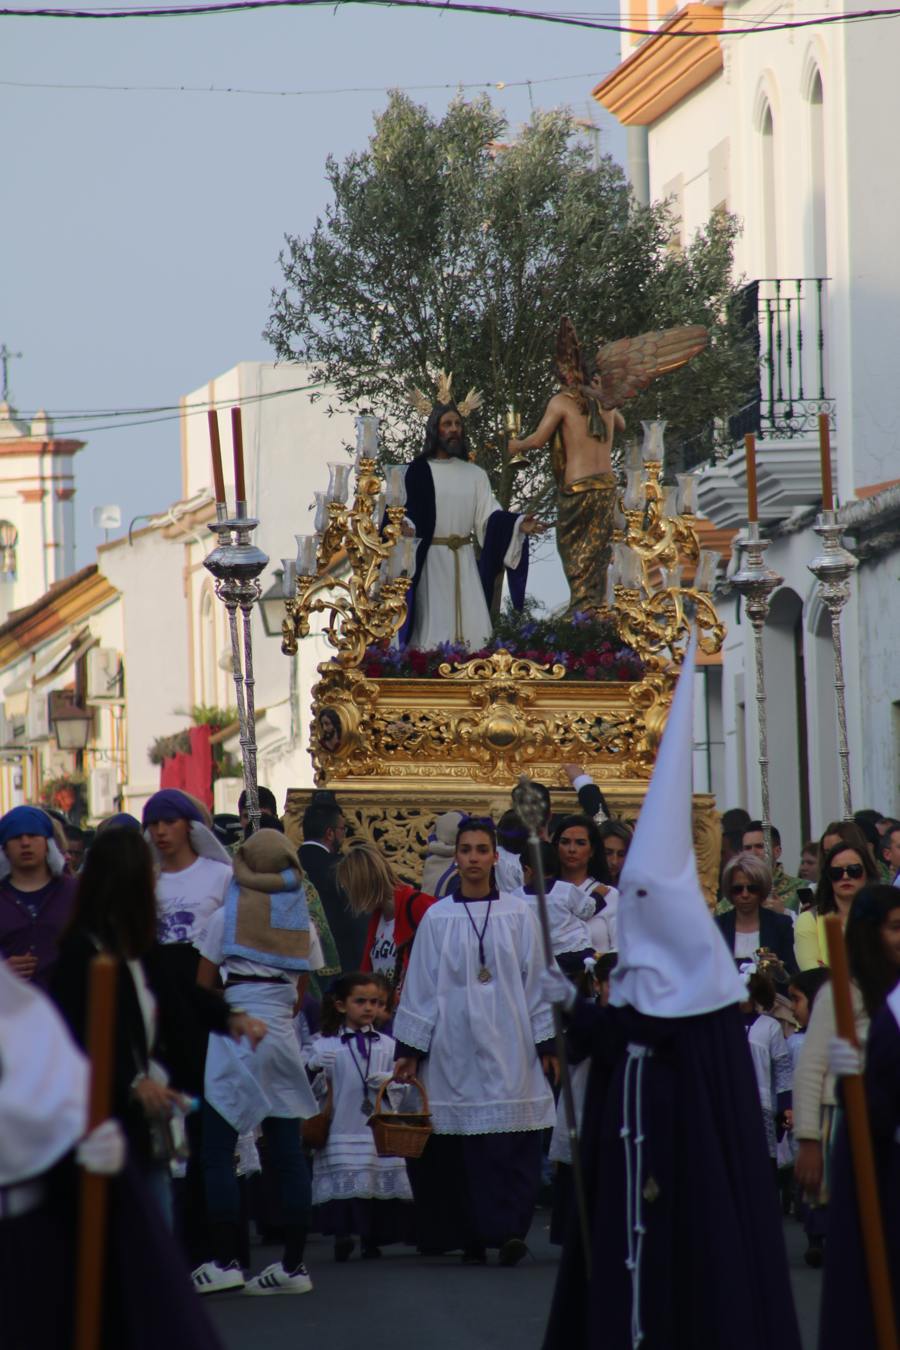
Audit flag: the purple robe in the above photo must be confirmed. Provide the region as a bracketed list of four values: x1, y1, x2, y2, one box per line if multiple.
[0, 873, 78, 988]
[544, 1001, 802, 1350]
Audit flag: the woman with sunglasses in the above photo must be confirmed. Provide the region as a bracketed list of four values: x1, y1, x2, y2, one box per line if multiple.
[794, 842, 879, 971]
[715, 853, 798, 975]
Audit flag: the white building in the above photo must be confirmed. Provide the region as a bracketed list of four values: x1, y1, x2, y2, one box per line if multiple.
[101, 362, 351, 818]
[594, 0, 900, 859]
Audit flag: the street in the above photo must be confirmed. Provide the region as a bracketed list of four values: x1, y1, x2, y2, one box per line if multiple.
[208, 1212, 822, 1349]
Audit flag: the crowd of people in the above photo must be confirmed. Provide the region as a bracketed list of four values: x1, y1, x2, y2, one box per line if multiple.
[2, 724, 900, 1347]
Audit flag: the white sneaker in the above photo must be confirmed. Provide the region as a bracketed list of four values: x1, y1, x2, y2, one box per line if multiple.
[191, 1261, 245, 1295]
[244, 1262, 313, 1296]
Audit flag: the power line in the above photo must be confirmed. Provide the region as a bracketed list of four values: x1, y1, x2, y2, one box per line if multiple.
[10, 379, 326, 437]
[0, 69, 600, 95]
[1, 0, 899, 39]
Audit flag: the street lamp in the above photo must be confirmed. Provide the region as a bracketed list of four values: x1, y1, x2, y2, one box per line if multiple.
[49, 692, 93, 752]
[259, 568, 288, 639]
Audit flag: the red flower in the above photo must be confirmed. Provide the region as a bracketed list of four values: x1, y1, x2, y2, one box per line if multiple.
[599, 651, 615, 669]
[409, 650, 429, 675]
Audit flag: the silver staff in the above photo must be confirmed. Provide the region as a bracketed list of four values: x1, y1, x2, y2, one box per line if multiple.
[807, 510, 858, 821]
[512, 776, 592, 1276]
[204, 412, 269, 835]
[731, 522, 783, 865]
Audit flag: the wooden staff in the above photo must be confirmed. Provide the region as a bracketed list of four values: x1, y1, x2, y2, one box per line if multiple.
[207, 409, 226, 507]
[74, 953, 118, 1350]
[824, 915, 898, 1350]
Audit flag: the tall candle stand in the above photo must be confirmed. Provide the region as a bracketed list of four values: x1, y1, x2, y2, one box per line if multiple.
[204, 409, 269, 834]
[807, 511, 858, 821]
[731, 523, 782, 864]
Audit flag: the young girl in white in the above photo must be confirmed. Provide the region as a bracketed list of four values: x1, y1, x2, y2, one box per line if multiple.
[740, 957, 793, 1169]
[307, 972, 414, 1261]
[513, 841, 597, 977]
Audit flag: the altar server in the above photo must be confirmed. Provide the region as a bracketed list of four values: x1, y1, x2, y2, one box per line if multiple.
[393, 816, 556, 1266]
[194, 829, 318, 1296]
[542, 635, 802, 1350]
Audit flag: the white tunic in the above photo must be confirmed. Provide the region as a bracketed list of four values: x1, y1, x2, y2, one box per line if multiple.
[409, 459, 524, 651]
[393, 893, 556, 1135]
[307, 1032, 413, 1204]
[513, 881, 595, 956]
[196, 908, 318, 1133]
[746, 1011, 793, 1158]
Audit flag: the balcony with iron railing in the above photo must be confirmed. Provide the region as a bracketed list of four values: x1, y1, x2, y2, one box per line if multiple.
[728, 277, 834, 443]
[686, 277, 838, 528]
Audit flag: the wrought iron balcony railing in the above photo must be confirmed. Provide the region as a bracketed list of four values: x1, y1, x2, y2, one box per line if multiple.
[728, 277, 834, 442]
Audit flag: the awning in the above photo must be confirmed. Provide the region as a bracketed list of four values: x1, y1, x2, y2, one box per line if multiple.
[3, 627, 97, 697]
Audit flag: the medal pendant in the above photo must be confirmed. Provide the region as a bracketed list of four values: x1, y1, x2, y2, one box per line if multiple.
[477, 966, 492, 984]
[361, 1098, 374, 1117]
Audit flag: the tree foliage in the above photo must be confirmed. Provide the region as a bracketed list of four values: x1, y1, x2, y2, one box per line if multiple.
[267, 92, 754, 512]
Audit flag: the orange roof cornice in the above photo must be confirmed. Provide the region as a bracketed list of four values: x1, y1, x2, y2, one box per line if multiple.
[593, 4, 724, 126]
[0, 568, 118, 667]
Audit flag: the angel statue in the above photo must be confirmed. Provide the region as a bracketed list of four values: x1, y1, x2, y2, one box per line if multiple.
[508, 318, 708, 616]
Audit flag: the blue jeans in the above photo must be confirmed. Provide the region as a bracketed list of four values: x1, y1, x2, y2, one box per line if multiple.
[201, 1104, 311, 1230]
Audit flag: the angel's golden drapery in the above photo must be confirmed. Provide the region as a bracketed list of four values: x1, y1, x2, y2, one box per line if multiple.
[556, 469, 617, 616]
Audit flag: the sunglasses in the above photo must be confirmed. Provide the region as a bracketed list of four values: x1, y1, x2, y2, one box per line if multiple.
[828, 863, 865, 881]
[730, 882, 762, 897]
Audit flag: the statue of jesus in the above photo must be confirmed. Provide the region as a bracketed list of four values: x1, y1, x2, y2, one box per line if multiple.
[399, 375, 544, 651]
[508, 319, 708, 617]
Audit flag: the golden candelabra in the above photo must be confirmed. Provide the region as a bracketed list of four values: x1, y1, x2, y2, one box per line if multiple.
[611, 420, 724, 676]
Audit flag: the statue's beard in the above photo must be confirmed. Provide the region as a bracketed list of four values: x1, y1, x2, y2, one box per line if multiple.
[438, 435, 466, 459]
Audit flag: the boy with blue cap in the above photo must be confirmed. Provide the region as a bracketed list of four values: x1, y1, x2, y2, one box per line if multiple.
[0, 804, 78, 988]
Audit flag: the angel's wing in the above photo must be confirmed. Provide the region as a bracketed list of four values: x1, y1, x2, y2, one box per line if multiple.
[555, 316, 587, 386]
[593, 324, 708, 410]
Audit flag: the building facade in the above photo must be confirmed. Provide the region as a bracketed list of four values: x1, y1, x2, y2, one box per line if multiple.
[595, 0, 900, 859]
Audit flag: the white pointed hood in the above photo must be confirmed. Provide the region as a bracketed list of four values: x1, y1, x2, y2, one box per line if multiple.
[0, 960, 88, 1184]
[610, 632, 746, 1018]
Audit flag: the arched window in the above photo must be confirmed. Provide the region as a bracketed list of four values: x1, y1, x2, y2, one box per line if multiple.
[808, 69, 828, 276]
[0, 522, 17, 581]
[759, 101, 778, 277]
[200, 589, 217, 707]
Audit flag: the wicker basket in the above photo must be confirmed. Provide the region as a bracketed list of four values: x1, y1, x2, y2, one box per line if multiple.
[367, 1076, 433, 1159]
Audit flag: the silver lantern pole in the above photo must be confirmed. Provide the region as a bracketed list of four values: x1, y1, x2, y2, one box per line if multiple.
[807, 510, 858, 821]
[731, 522, 783, 866]
[204, 409, 269, 835]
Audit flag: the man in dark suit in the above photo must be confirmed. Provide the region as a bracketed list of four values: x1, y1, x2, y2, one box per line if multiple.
[299, 800, 368, 974]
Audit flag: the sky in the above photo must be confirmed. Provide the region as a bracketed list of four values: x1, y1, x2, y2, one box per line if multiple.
[3, 0, 626, 567]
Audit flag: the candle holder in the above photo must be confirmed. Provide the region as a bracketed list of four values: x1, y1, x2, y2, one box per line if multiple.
[731, 522, 783, 861]
[203, 501, 269, 834]
[807, 510, 858, 820]
[610, 422, 724, 680]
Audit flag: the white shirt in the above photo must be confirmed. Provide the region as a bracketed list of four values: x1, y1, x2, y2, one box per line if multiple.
[393, 893, 555, 1135]
[513, 880, 595, 956]
[155, 856, 232, 946]
[734, 929, 760, 959]
[196, 906, 324, 978]
[569, 877, 619, 952]
[368, 913, 397, 979]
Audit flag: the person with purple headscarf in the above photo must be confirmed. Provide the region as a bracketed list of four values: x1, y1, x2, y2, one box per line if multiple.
[0, 805, 78, 988]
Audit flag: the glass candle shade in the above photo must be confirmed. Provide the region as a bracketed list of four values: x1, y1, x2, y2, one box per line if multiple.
[371, 490, 386, 526]
[295, 533, 318, 578]
[280, 559, 297, 598]
[694, 548, 720, 593]
[613, 499, 627, 533]
[660, 485, 679, 519]
[660, 563, 683, 591]
[624, 468, 645, 512]
[313, 490, 329, 535]
[625, 440, 642, 471]
[327, 461, 352, 505]
[676, 472, 697, 515]
[641, 419, 667, 464]
[355, 413, 380, 461]
[615, 543, 643, 590]
[385, 465, 407, 509]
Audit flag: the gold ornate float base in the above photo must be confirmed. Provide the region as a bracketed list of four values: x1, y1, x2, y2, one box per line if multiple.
[284, 783, 722, 909]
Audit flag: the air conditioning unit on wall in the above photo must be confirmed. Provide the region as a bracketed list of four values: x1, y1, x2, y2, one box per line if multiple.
[86, 648, 123, 703]
[88, 766, 118, 818]
[26, 693, 51, 742]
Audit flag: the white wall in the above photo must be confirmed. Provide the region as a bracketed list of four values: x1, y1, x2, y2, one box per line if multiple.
[100, 523, 192, 815]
